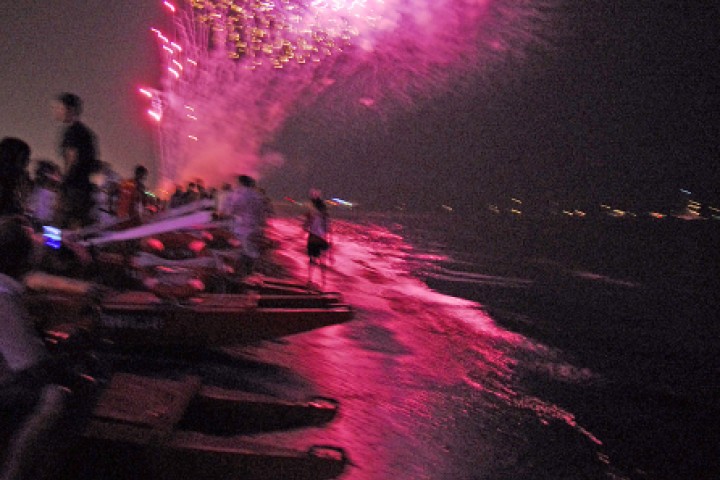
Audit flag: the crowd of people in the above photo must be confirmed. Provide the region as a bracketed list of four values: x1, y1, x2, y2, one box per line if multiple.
[0, 92, 335, 479]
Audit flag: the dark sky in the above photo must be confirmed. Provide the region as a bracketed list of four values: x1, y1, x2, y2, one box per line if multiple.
[1, 1, 163, 177]
[2, 1, 718, 211]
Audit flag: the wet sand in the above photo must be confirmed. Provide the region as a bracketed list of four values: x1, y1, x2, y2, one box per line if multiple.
[56, 213, 720, 479]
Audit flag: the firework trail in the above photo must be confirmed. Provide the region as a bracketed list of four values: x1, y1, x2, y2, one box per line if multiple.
[142, 0, 550, 189]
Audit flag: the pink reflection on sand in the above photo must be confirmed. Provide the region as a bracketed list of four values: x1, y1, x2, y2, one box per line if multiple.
[254, 217, 608, 477]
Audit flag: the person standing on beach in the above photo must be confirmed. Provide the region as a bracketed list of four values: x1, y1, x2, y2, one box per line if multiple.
[52, 92, 100, 228]
[228, 175, 264, 276]
[303, 190, 331, 288]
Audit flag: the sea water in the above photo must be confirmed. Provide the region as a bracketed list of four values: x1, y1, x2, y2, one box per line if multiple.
[246, 210, 719, 480]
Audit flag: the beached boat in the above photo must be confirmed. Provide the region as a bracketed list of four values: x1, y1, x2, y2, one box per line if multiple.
[57, 373, 347, 479]
[29, 289, 353, 348]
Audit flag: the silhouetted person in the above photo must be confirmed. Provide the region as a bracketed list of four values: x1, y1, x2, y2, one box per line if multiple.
[228, 175, 264, 275]
[196, 178, 210, 199]
[169, 184, 185, 209]
[90, 162, 121, 224]
[183, 182, 200, 204]
[53, 93, 100, 228]
[0, 137, 31, 217]
[216, 182, 234, 218]
[116, 165, 149, 223]
[302, 190, 331, 288]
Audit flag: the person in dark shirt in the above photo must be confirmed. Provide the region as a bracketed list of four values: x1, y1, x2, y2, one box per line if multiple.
[52, 93, 100, 228]
[0, 137, 31, 217]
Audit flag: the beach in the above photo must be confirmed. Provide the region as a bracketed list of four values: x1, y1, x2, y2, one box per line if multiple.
[236, 212, 720, 480]
[53, 210, 719, 479]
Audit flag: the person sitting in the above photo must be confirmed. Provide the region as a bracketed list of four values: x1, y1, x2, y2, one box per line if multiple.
[0, 216, 67, 480]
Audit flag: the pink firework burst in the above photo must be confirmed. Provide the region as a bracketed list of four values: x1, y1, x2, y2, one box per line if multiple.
[141, 0, 552, 188]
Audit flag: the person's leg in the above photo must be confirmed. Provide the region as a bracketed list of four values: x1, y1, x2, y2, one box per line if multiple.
[307, 257, 315, 286]
[1, 384, 67, 480]
[319, 254, 326, 289]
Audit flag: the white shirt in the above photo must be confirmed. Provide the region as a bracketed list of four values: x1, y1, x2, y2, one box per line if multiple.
[0, 273, 47, 381]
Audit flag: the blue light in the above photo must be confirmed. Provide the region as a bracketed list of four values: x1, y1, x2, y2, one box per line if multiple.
[42, 226, 62, 250]
[331, 197, 353, 207]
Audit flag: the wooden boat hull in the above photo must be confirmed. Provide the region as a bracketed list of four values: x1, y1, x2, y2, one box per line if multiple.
[70, 432, 347, 480]
[98, 292, 353, 346]
[59, 374, 347, 480]
[31, 290, 354, 348]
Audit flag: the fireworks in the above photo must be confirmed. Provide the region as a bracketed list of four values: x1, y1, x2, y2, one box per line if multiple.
[187, 0, 358, 68]
[140, 0, 552, 188]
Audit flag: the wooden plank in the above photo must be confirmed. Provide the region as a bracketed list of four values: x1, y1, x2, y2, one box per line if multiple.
[92, 374, 202, 433]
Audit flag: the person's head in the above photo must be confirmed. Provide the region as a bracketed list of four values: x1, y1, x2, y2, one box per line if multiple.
[0, 216, 34, 279]
[238, 175, 255, 188]
[309, 188, 322, 200]
[0, 137, 31, 178]
[134, 164, 149, 182]
[53, 92, 83, 123]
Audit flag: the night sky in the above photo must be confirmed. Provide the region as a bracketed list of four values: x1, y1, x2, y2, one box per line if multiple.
[2, 1, 718, 211]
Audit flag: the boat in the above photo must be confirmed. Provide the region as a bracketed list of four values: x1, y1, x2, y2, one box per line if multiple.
[29, 288, 354, 348]
[55, 373, 347, 479]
